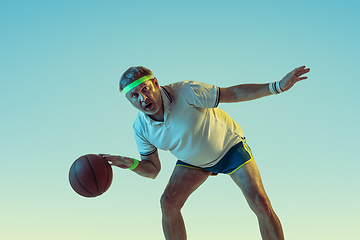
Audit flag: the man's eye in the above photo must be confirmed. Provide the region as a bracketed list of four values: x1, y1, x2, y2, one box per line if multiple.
[132, 93, 138, 98]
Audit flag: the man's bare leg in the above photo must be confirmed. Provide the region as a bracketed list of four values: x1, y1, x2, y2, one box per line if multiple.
[230, 159, 285, 240]
[160, 166, 211, 240]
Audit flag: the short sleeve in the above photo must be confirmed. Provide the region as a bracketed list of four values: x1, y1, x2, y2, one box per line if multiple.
[186, 81, 220, 108]
[133, 121, 157, 156]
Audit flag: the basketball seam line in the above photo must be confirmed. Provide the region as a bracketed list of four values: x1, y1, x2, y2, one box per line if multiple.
[86, 155, 100, 195]
[101, 156, 110, 193]
[74, 161, 94, 197]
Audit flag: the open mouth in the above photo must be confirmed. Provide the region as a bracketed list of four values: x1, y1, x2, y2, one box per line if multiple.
[144, 103, 153, 110]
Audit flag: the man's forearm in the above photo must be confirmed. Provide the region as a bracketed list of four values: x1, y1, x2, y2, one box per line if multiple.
[220, 83, 272, 103]
[234, 83, 272, 102]
[219, 66, 310, 104]
[132, 160, 160, 179]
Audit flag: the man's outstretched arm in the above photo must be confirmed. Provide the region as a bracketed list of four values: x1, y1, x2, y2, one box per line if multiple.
[219, 65, 310, 103]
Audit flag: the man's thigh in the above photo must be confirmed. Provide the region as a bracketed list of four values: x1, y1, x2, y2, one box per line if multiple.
[162, 166, 212, 206]
[230, 159, 268, 202]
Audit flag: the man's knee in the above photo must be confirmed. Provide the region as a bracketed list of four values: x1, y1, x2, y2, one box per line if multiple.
[248, 193, 273, 217]
[160, 193, 184, 214]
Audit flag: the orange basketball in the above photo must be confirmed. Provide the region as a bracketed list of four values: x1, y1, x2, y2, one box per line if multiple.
[69, 154, 113, 197]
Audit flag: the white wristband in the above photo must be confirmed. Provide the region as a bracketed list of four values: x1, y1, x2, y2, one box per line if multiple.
[269, 82, 277, 94]
[269, 82, 283, 95]
[275, 81, 284, 93]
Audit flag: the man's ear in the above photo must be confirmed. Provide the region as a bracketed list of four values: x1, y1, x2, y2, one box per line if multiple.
[153, 77, 159, 87]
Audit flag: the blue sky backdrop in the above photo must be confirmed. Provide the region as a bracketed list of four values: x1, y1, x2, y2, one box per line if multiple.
[1, 0, 359, 239]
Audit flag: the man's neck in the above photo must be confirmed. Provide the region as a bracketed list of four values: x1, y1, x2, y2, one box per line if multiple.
[148, 101, 164, 122]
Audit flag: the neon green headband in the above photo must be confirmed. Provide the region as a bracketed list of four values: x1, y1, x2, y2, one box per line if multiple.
[123, 75, 154, 94]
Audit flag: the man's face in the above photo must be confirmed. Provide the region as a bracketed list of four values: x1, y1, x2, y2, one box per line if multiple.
[125, 78, 164, 120]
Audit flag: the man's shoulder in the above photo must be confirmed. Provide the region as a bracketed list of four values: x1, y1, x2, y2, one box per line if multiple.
[162, 80, 207, 98]
[163, 80, 219, 109]
[163, 80, 204, 89]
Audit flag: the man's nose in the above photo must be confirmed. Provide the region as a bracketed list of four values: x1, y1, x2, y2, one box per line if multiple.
[139, 92, 147, 102]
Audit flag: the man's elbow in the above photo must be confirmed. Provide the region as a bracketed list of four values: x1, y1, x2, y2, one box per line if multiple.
[147, 170, 160, 179]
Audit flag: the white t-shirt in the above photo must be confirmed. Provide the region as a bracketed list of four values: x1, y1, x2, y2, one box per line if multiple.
[133, 81, 244, 168]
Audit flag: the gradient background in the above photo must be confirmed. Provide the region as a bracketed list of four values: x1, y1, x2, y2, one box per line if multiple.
[1, 0, 359, 239]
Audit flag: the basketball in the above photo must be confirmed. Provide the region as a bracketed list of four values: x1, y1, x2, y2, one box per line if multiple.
[69, 154, 113, 197]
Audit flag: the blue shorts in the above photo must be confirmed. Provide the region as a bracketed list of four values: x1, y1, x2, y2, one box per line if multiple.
[176, 139, 254, 175]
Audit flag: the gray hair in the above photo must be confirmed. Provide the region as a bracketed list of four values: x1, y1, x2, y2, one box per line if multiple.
[119, 66, 154, 92]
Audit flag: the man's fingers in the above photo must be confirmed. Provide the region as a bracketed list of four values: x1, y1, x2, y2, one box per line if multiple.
[294, 67, 310, 78]
[299, 68, 310, 75]
[295, 65, 306, 71]
[102, 154, 112, 157]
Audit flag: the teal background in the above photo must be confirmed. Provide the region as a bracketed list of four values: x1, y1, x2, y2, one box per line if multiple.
[1, 0, 359, 239]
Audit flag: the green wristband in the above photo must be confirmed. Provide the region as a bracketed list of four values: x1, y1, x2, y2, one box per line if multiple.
[128, 158, 139, 170]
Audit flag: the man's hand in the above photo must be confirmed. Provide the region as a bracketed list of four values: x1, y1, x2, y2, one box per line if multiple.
[279, 65, 310, 91]
[99, 154, 134, 169]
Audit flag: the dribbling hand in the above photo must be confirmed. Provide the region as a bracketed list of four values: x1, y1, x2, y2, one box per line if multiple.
[99, 154, 133, 169]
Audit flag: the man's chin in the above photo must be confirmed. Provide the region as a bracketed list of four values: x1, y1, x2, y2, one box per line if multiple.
[142, 108, 157, 116]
